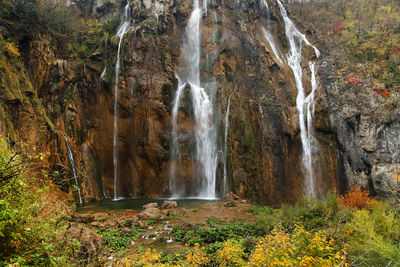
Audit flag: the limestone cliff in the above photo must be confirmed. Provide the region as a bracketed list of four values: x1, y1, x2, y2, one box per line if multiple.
[0, 0, 398, 204]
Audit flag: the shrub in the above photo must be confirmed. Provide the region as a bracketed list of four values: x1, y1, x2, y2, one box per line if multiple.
[248, 224, 346, 266]
[97, 226, 140, 252]
[173, 222, 267, 246]
[0, 136, 73, 265]
[345, 205, 400, 266]
[207, 216, 221, 227]
[186, 243, 210, 266]
[216, 239, 245, 267]
[338, 184, 371, 210]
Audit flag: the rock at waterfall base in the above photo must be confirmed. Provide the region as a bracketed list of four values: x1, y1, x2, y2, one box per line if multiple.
[142, 202, 159, 209]
[139, 208, 160, 220]
[161, 201, 178, 209]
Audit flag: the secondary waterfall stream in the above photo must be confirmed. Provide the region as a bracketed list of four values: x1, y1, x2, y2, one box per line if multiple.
[113, 2, 130, 200]
[65, 136, 82, 204]
[223, 87, 237, 195]
[170, 0, 217, 199]
[277, 0, 320, 197]
[262, 27, 283, 64]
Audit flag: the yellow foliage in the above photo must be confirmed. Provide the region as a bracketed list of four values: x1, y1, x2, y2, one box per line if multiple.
[136, 248, 161, 266]
[4, 41, 20, 57]
[216, 239, 245, 267]
[247, 224, 347, 267]
[186, 243, 210, 266]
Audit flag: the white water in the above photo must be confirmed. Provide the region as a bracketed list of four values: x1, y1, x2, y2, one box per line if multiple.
[65, 136, 83, 204]
[203, 0, 208, 14]
[261, 0, 269, 15]
[113, 2, 130, 200]
[169, 75, 187, 195]
[277, 0, 320, 197]
[100, 66, 106, 80]
[262, 27, 283, 63]
[223, 87, 237, 195]
[170, 0, 217, 199]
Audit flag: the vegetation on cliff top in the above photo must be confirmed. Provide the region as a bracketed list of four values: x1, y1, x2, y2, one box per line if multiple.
[290, 0, 400, 98]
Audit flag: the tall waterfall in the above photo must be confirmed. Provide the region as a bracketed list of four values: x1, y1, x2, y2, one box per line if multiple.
[65, 136, 83, 204]
[113, 2, 130, 200]
[170, 0, 217, 199]
[223, 87, 237, 195]
[277, 0, 320, 197]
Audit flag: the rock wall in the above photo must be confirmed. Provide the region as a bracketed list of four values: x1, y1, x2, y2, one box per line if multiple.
[7, 0, 400, 205]
[81, 0, 341, 203]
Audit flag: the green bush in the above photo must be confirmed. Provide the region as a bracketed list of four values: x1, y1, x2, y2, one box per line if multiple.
[0, 136, 72, 265]
[345, 203, 400, 265]
[97, 226, 141, 252]
[207, 216, 221, 227]
[173, 222, 267, 246]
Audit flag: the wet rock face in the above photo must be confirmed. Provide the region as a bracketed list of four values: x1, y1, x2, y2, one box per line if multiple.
[87, 0, 340, 204]
[4, 0, 351, 204]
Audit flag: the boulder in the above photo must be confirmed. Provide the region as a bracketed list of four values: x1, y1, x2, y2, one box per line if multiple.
[221, 192, 242, 202]
[161, 200, 178, 209]
[136, 220, 148, 229]
[142, 202, 159, 209]
[139, 208, 160, 220]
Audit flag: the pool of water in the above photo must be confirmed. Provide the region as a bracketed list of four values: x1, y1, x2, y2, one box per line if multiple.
[77, 198, 218, 212]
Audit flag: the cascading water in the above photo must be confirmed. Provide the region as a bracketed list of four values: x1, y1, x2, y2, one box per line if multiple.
[170, 76, 186, 196]
[100, 39, 108, 80]
[261, 0, 269, 16]
[170, 0, 217, 199]
[65, 136, 83, 204]
[203, 0, 208, 14]
[113, 2, 130, 200]
[223, 87, 237, 195]
[262, 27, 283, 63]
[100, 66, 106, 80]
[277, 0, 320, 197]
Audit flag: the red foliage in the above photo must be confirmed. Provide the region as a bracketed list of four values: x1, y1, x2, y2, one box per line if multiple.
[389, 46, 400, 55]
[373, 87, 390, 98]
[338, 184, 371, 210]
[333, 22, 344, 33]
[348, 77, 360, 86]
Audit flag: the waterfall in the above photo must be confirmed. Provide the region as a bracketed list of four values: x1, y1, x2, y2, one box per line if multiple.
[100, 66, 106, 80]
[169, 75, 187, 195]
[100, 39, 108, 81]
[170, 0, 217, 199]
[261, 0, 269, 15]
[277, 0, 320, 197]
[113, 2, 130, 200]
[262, 27, 283, 63]
[223, 87, 237, 195]
[203, 0, 208, 14]
[65, 136, 83, 204]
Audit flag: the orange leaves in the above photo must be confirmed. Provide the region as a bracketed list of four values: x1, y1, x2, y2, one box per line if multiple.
[348, 77, 360, 86]
[338, 184, 371, 210]
[373, 87, 390, 98]
[333, 22, 344, 33]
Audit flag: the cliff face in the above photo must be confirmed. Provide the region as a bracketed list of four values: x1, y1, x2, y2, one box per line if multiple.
[90, 0, 340, 203]
[1, 0, 398, 204]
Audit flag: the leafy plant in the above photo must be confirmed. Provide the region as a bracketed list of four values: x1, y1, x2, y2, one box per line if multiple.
[207, 216, 221, 227]
[338, 184, 371, 210]
[97, 226, 140, 252]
